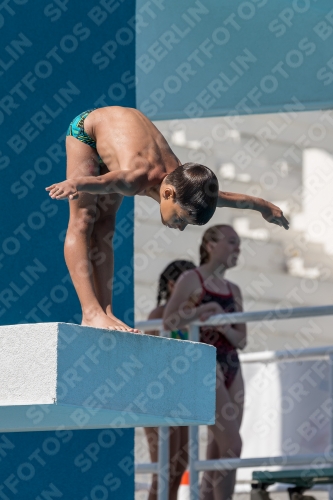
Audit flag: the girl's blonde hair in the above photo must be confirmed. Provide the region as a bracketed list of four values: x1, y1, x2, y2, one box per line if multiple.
[199, 224, 233, 265]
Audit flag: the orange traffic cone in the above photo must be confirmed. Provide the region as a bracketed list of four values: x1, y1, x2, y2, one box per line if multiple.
[178, 470, 190, 500]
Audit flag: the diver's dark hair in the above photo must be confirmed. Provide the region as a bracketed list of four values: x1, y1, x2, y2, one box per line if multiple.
[157, 260, 196, 305]
[165, 163, 219, 225]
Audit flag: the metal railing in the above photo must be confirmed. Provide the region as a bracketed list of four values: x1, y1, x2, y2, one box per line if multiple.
[135, 304, 333, 500]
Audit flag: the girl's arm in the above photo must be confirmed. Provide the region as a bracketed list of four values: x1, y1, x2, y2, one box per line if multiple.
[46, 168, 149, 199]
[163, 271, 220, 330]
[214, 283, 247, 350]
[217, 191, 289, 230]
[164, 273, 247, 349]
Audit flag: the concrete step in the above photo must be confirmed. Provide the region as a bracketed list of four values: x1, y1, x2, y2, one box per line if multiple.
[155, 111, 333, 159]
[155, 118, 303, 166]
[227, 267, 333, 306]
[301, 249, 333, 275]
[232, 217, 333, 276]
[232, 213, 333, 276]
[219, 178, 302, 213]
[134, 234, 287, 279]
[168, 143, 302, 204]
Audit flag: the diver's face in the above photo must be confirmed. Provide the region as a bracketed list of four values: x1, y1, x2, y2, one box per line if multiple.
[159, 186, 193, 231]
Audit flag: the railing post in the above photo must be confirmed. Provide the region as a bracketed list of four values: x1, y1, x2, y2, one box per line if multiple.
[189, 324, 200, 500]
[189, 324, 200, 343]
[189, 425, 199, 500]
[157, 330, 170, 499]
[329, 354, 333, 500]
[158, 426, 169, 500]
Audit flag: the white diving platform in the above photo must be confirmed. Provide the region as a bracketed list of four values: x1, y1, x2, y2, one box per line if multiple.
[0, 323, 216, 432]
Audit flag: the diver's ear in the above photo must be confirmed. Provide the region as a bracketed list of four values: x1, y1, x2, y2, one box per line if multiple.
[162, 185, 176, 200]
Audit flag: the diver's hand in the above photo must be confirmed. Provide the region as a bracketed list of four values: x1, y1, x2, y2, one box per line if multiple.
[260, 202, 289, 230]
[46, 180, 79, 200]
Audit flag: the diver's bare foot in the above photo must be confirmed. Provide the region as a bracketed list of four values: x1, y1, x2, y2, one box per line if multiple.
[82, 311, 140, 333]
[105, 311, 141, 333]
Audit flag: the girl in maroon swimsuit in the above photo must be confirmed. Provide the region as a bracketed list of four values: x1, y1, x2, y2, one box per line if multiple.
[163, 225, 247, 500]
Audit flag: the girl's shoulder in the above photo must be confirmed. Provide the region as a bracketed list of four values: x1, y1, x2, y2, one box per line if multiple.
[176, 268, 203, 292]
[165, 268, 203, 305]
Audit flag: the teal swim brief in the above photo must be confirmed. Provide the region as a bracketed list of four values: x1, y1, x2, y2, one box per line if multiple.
[67, 109, 103, 163]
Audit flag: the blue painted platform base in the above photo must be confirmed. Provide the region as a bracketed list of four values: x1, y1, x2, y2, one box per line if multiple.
[0, 323, 216, 431]
[0, 428, 134, 500]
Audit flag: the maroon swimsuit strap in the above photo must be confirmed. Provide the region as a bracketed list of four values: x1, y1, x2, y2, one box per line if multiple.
[193, 269, 233, 298]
